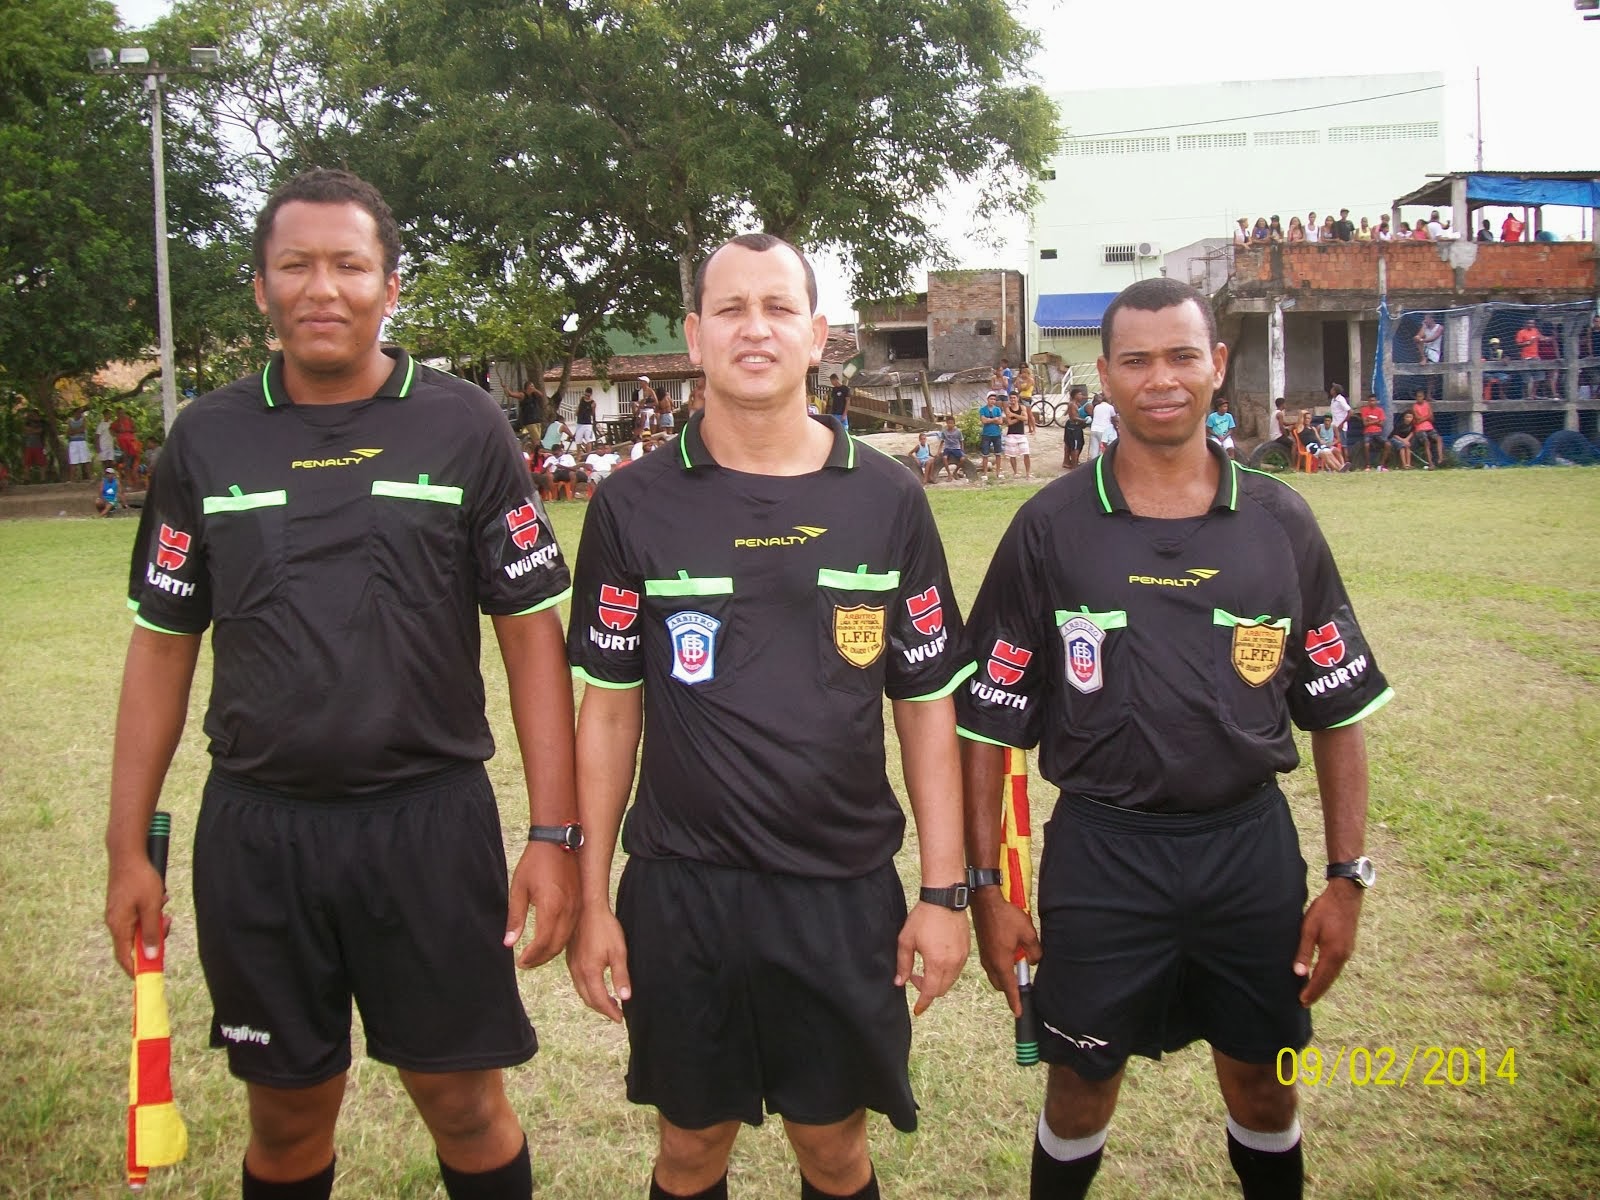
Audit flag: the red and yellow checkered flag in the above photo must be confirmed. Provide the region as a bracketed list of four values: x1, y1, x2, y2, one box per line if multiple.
[1001, 747, 1039, 1066]
[127, 812, 186, 1188]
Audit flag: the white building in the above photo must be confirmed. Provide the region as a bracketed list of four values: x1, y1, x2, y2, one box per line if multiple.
[1027, 72, 1448, 374]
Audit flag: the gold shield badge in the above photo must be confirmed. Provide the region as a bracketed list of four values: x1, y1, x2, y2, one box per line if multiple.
[1231, 621, 1286, 687]
[833, 604, 886, 668]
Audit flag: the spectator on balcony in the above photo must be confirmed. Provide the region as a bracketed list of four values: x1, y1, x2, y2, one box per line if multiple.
[1376, 214, 1393, 241]
[1410, 390, 1441, 469]
[1483, 338, 1513, 402]
[1501, 212, 1525, 243]
[1332, 209, 1355, 242]
[1385, 408, 1418, 470]
[1250, 217, 1271, 244]
[1411, 220, 1431, 242]
[1394, 220, 1411, 239]
[1425, 211, 1445, 240]
[1286, 215, 1306, 243]
[1414, 314, 1444, 369]
[1269, 215, 1285, 243]
[1514, 318, 1541, 398]
[1358, 395, 1387, 470]
[1477, 219, 1496, 243]
[1356, 217, 1374, 241]
[1320, 215, 1337, 242]
[1305, 211, 1320, 243]
[1205, 398, 1238, 460]
[1234, 217, 1250, 246]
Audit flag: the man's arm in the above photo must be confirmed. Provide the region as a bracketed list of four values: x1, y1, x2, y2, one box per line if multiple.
[890, 695, 970, 1016]
[105, 627, 201, 977]
[564, 683, 643, 1021]
[960, 738, 1042, 1017]
[1294, 722, 1370, 1005]
[493, 610, 580, 968]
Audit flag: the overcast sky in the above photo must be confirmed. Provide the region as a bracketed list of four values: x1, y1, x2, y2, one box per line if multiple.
[117, 0, 1597, 318]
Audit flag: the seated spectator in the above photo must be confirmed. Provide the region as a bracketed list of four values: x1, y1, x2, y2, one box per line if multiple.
[95, 466, 121, 516]
[1269, 396, 1292, 447]
[1385, 408, 1418, 470]
[1501, 212, 1524, 243]
[1315, 413, 1348, 472]
[1356, 216, 1373, 241]
[1294, 411, 1329, 467]
[939, 414, 966, 480]
[1410, 390, 1441, 469]
[1358, 395, 1387, 470]
[1250, 217, 1271, 243]
[913, 429, 941, 485]
[585, 443, 621, 482]
[1205, 398, 1238, 459]
[1332, 209, 1355, 241]
[1477, 219, 1495, 243]
[545, 443, 586, 497]
[1286, 215, 1306, 243]
[629, 433, 649, 462]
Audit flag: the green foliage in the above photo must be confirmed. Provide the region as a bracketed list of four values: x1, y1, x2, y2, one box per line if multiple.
[956, 405, 983, 449]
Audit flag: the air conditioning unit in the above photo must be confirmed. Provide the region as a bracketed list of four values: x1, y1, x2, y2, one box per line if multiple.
[1136, 241, 1162, 258]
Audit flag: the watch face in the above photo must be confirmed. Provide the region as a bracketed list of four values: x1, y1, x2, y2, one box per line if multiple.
[1355, 856, 1376, 887]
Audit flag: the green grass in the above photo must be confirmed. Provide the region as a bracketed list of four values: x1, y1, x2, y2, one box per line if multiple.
[1, 469, 1597, 1198]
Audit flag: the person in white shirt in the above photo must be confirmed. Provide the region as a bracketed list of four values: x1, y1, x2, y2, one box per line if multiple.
[1270, 397, 1291, 444]
[1426, 211, 1444, 240]
[585, 446, 620, 480]
[1305, 212, 1320, 243]
[1087, 394, 1118, 460]
[1327, 384, 1352, 462]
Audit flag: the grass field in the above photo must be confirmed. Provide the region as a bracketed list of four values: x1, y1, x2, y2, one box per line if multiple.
[1, 468, 1597, 1199]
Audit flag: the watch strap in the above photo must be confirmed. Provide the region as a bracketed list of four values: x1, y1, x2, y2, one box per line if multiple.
[528, 822, 585, 851]
[920, 883, 971, 911]
[965, 866, 1003, 890]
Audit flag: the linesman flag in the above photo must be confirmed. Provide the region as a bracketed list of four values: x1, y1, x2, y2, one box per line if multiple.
[127, 811, 187, 1189]
[1001, 747, 1039, 1066]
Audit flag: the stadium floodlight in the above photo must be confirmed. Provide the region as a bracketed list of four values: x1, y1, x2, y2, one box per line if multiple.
[88, 47, 113, 69]
[118, 47, 150, 65]
[189, 46, 221, 68]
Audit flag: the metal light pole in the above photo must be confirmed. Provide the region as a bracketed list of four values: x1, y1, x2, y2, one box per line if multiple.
[89, 46, 219, 433]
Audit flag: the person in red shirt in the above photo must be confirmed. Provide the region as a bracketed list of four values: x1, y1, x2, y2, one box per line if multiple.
[1359, 396, 1387, 471]
[1409, 388, 1441, 469]
[1514, 318, 1541, 399]
[1500, 213, 1524, 243]
[110, 408, 143, 487]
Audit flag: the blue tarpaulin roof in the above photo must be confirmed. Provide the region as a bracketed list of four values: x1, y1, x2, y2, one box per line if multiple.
[1034, 292, 1118, 329]
[1466, 175, 1600, 209]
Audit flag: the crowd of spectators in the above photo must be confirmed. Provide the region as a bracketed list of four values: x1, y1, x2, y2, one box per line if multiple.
[1232, 208, 1563, 246]
[1228, 383, 1444, 473]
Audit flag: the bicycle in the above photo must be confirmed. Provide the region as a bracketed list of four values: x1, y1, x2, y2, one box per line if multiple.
[1028, 396, 1060, 427]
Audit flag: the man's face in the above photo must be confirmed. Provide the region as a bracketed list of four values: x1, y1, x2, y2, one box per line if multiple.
[685, 243, 826, 408]
[1096, 301, 1226, 450]
[254, 201, 398, 377]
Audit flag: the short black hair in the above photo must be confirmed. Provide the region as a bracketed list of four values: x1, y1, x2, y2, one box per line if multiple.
[1068, 384, 1088, 398]
[1100, 277, 1218, 357]
[692, 233, 818, 315]
[253, 168, 402, 276]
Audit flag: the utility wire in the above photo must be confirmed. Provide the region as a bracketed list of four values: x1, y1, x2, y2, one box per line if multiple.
[1057, 84, 1446, 142]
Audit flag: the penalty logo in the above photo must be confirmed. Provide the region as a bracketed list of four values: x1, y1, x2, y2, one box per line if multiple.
[667, 611, 720, 684]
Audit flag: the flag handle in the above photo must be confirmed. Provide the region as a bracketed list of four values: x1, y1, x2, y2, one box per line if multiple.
[146, 811, 171, 884]
[1015, 958, 1040, 1066]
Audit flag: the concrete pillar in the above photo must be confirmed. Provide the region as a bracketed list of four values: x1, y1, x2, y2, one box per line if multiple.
[1346, 316, 1363, 412]
[1565, 405, 1580, 432]
[1467, 307, 1485, 434]
[1269, 302, 1286, 412]
[1382, 305, 1399, 414]
[1445, 310, 1471, 401]
[1451, 177, 1468, 243]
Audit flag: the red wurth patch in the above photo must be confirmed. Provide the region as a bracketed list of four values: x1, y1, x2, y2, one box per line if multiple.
[505, 502, 541, 551]
[988, 639, 1033, 687]
[598, 585, 639, 631]
[906, 586, 943, 636]
[155, 524, 191, 572]
[1305, 622, 1345, 668]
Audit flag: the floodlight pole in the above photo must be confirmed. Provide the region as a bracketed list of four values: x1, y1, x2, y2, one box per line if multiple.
[147, 72, 178, 434]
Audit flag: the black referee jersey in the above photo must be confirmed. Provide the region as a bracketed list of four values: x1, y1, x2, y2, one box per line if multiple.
[566, 412, 973, 878]
[956, 440, 1392, 813]
[126, 348, 571, 797]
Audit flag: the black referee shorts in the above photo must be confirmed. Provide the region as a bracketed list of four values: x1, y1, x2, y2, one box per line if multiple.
[616, 856, 917, 1133]
[192, 763, 537, 1087]
[1034, 783, 1311, 1081]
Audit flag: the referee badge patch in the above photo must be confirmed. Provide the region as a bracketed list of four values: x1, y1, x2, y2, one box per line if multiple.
[667, 611, 720, 684]
[1231, 621, 1286, 687]
[1060, 616, 1104, 694]
[833, 604, 886, 668]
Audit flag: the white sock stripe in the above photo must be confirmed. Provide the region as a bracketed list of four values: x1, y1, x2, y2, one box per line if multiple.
[1226, 1115, 1302, 1154]
[1036, 1112, 1109, 1162]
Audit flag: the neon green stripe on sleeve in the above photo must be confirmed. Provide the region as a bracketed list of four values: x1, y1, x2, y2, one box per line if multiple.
[372, 476, 463, 505]
[572, 666, 643, 690]
[202, 486, 286, 514]
[957, 724, 1021, 748]
[133, 614, 190, 636]
[817, 565, 901, 591]
[1328, 686, 1395, 729]
[644, 571, 733, 597]
[1055, 607, 1128, 631]
[902, 660, 978, 702]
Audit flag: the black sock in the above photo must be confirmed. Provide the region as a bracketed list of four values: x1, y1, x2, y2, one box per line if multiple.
[1226, 1128, 1303, 1200]
[242, 1157, 335, 1200]
[1030, 1137, 1102, 1200]
[800, 1167, 879, 1199]
[649, 1172, 729, 1200]
[438, 1136, 533, 1200]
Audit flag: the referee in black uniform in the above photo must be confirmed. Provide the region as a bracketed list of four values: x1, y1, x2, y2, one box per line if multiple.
[958, 278, 1392, 1200]
[565, 233, 973, 1200]
[104, 170, 578, 1200]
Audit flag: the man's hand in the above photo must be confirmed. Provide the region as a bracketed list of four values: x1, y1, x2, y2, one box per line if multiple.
[504, 842, 578, 968]
[970, 888, 1042, 1017]
[565, 903, 632, 1022]
[894, 902, 970, 1016]
[1294, 880, 1364, 1006]
[105, 853, 167, 978]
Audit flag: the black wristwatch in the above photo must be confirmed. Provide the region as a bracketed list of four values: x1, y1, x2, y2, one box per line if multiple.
[920, 883, 971, 911]
[1326, 856, 1375, 889]
[528, 822, 585, 852]
[965, 866, 1003, 890]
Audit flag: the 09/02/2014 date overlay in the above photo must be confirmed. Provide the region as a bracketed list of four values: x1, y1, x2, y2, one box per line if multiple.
[1276, 1046, 1519, 1088]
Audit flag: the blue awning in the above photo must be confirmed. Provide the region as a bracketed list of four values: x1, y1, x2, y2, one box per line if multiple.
[1466, 175, 1600, 209]
[1034, 292, 1118, 329]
